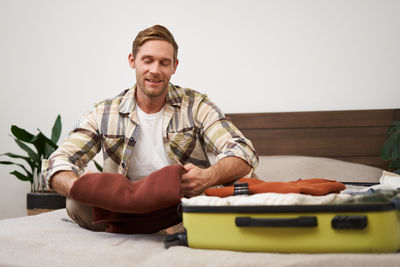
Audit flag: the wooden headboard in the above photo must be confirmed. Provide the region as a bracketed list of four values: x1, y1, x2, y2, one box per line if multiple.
[226, 109, 400, 169]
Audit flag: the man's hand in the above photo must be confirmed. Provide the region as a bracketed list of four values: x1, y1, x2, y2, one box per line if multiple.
[181, 157, 252, 197]
[181, 163, 216, 197]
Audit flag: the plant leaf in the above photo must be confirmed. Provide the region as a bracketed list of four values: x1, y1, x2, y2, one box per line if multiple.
[51, 115, 62, 144]
[30, 132, 45, 160]
[0, 160, 17, 165]
[381, 136, 395, 160]
[380, 131, 400, 160]
[10, 170, 33, 183]
[37, 130, 58, 149]
[0, 160, 33, 176]
[10, 125, 34, 142]
[29, 132, 58, 160]
[0, 152, 30, 161]
[391, 121, 400, 127]
[392, 131, 400, 159]
[93, 160, 103, 172]
[13, 137, 39, 164]
[43, 142, 56, 159]
[387, 122, 400, 135]
[36, 130, 58, 159]
[389, 159, 400, 171]
[0, 153, 36, 174]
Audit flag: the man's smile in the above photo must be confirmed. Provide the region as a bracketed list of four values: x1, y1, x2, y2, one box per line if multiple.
[146, 78, 162, 84]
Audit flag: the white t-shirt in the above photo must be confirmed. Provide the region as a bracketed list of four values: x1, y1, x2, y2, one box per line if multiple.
[127, 104, 174, 181]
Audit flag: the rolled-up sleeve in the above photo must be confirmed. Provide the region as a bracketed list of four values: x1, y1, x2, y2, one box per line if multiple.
[195, 96, 259, 174]
[42, 108, 101, 189]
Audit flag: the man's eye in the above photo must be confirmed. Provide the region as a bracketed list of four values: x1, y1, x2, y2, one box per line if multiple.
[144, 59, 152, 64]
[161, 61, 170, 66]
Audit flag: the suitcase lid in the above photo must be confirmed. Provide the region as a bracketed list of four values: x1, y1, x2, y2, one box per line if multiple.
[182, 190, 400, 213]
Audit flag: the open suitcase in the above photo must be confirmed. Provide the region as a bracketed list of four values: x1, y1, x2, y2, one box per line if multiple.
[165, 184, 400, 253]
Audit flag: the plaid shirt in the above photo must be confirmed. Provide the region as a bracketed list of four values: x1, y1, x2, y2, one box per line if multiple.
[43, 84, 259, 189]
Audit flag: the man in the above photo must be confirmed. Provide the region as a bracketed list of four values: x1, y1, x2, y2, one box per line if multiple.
[43, 25, 258, 231]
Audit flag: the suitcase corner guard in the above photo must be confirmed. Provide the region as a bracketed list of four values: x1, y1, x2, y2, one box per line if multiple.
[164, 231, 188, 249]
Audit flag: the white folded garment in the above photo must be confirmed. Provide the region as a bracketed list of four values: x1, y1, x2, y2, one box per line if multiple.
[181, 192, 351, 206]
[379, 171, 400, 189]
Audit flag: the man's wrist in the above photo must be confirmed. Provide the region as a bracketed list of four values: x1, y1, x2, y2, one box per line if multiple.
[51, 170, 78, 198]
[207, 157, 252, 187]
[206, 164, 220, 187]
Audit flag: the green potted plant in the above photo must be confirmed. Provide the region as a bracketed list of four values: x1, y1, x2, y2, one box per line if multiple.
[380, 121, 400, 175]
[0, 115, 101, 215]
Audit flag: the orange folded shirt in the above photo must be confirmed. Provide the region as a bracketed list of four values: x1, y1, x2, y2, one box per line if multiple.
[205, 178, 346, 197]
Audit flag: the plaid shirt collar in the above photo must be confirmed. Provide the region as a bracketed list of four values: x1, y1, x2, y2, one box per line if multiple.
[118, 83, 183, 114]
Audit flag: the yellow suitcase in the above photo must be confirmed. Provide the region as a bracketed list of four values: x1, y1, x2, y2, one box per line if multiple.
[166, 195, 400, 253]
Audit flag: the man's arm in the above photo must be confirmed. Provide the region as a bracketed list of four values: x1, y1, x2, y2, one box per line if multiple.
[42, 107, 101, 190]
[50, 171, 79, 198]
[181, 156, 251, 197]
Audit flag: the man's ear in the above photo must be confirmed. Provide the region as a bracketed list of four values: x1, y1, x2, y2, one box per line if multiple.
[128, 53, 135, 69]
[172, 58, 179, 74]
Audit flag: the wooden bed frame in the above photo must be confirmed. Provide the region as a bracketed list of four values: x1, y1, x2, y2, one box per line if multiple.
[226, 109, 400, 170]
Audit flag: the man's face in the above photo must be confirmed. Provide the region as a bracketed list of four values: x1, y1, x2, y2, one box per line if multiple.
[129, 40, 178, 100]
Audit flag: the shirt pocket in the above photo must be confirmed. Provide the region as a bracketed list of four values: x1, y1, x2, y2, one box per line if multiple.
[101, 135, 125, 161]
[167, 127, 197, 153]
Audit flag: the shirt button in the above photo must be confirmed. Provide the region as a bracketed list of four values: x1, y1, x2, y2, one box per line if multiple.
[129, 137, 135, 142]
[121, 162, 126, 168]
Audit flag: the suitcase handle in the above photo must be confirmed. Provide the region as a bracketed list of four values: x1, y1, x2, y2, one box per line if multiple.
[235, 216, 318, 228]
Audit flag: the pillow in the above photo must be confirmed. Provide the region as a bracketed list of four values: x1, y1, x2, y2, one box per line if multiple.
[254, 155, 382, 183]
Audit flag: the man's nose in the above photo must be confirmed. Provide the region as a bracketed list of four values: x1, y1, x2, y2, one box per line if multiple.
[149, 62, 161, 74]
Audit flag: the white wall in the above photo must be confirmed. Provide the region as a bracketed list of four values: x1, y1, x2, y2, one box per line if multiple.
[1, 0, 399, 219]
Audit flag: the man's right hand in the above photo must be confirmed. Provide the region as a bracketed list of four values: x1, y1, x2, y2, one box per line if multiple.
[50, 171, 79, 198]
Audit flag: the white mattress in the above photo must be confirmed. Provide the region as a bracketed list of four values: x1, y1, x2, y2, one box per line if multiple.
[1, 208, 399, 267]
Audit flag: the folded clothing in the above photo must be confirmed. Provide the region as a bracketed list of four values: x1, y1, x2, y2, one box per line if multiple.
[379, 171, 400, 189]
[70, 164, 185, 234]
[182, 192, 351, 206]
[205, 178, 346, 197]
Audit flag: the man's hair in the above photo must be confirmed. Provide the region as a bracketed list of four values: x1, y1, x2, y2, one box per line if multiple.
[132, 25, 178, 64]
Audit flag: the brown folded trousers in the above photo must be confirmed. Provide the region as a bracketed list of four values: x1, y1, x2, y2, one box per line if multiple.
[70, 164, 185, 234]
[205, 178, 346, 197]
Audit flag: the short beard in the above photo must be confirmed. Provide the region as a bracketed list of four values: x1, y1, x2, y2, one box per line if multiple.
[137, 80, 168, 99]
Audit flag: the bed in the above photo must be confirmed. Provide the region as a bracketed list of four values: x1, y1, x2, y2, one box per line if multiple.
[1, 109, 399, 267]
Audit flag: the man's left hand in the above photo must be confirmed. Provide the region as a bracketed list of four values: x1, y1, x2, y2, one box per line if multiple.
[181, 163, 216, 197]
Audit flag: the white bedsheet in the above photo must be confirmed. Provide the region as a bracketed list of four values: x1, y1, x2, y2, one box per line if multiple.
[1, 209, 399, 267]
